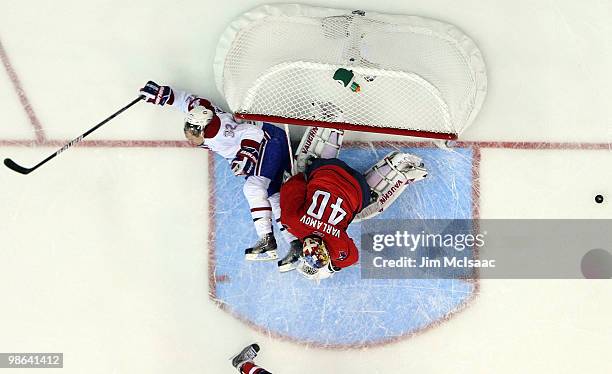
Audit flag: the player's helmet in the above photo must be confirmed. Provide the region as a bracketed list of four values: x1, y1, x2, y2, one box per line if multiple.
[184, 105, 213, 146]
[296, 236, 331, 281]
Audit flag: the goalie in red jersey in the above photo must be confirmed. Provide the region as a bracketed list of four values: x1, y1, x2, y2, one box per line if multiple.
[278, 127, 429, 281]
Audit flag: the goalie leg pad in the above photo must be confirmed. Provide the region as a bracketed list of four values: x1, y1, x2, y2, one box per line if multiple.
[365, 152, 427, 190]
[354, 151, 428, 222]
[294, 126, 345, 173]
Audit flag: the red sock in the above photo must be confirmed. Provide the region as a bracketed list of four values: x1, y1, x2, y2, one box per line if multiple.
[240, 361, 272, 374]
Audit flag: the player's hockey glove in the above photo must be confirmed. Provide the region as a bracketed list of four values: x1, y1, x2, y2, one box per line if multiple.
[231, 143, 260, 176]
[139, 81, 174, 106]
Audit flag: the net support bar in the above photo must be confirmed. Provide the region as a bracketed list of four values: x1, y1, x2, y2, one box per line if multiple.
[235, 113, 459, 140]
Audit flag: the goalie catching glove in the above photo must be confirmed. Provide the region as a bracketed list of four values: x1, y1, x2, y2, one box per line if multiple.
[231, 140, 260, 176]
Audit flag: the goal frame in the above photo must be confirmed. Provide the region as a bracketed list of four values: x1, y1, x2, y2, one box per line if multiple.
[214, 4, 487, 141]
[234, 113, 458, 140]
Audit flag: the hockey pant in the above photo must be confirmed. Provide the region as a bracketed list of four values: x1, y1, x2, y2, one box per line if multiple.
[244, 123, 295, 241]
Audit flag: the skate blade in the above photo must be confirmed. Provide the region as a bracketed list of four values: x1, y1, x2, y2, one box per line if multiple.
[278, 263, 297, 272]
[245, 251, 278, 261]
[228, 343, 260, 365]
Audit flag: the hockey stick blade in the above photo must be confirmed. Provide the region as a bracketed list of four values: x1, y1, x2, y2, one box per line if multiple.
[3, 96, 144, 176]
[4, 158, 33, 175]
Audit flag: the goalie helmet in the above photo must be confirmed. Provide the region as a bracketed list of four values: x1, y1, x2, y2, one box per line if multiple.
[183, 105, 213, 146]
[296, 236, 334, 281]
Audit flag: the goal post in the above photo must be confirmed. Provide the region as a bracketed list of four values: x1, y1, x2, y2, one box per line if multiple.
[214, 4, 488, 140]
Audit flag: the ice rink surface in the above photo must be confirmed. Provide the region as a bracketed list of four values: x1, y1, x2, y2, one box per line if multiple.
[1, 0, 611, 373]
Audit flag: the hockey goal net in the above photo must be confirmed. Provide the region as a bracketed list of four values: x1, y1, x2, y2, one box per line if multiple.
[214, 4, 487, 140]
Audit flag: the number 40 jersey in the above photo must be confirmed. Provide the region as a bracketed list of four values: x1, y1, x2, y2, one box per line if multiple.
[280, 158, 370, 269]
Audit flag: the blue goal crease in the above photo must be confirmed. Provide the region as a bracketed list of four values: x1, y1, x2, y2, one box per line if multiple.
[210, 145, 476, 346]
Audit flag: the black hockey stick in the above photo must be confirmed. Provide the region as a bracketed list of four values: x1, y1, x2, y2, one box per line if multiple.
[4, 95, 144, 175]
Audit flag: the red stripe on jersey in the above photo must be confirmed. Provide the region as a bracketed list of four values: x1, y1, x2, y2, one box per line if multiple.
[240, 362, 271, 374]
[240, 139, 261, 150]
[250, 207, 272, 212]
[203, 116, 221, 139]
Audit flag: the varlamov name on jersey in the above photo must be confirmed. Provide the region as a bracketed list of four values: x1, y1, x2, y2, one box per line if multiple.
[299, 215, 341, 238]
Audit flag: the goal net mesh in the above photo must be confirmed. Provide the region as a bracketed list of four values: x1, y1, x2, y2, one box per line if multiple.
[214, 4, 487, 140]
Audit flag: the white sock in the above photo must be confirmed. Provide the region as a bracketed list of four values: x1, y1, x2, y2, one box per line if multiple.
[244, 176, 273, 237]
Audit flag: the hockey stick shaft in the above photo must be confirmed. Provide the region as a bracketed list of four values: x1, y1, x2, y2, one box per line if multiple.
[4, 96, 144, 175]
[283, 123, 296, 175]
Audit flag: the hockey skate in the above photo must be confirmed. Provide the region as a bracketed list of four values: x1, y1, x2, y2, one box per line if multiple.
[277, 239, 303, 272]
[231, 343, 260, 371]
[245, 233, 278, 261]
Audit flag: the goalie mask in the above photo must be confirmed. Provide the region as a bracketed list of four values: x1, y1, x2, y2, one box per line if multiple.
[296, 236, 335, 281]
[184, 105, 213, 146]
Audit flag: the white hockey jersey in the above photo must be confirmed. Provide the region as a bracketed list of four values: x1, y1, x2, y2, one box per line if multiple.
[171, 90, 265, 161]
